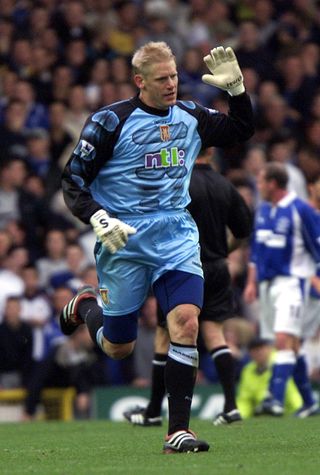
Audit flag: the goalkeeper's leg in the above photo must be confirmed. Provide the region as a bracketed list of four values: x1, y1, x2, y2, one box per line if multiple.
[154, 270, 210, 453]
[60, 285, 137, 359]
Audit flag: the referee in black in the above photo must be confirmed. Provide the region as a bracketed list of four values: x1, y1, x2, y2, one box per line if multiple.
[124, 147, 253, 426]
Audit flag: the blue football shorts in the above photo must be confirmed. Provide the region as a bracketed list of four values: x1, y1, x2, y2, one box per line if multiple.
[94, 210, 203, 341]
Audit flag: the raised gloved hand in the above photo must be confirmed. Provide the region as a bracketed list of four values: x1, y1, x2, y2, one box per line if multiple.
[202, 46, 245, 96]
[90, 209, 136, 254]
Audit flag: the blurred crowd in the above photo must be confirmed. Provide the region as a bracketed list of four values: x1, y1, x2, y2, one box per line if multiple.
[1, 0, 320, 418]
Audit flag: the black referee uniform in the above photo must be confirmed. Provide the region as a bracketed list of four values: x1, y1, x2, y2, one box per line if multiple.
[188, 163, 252, 322]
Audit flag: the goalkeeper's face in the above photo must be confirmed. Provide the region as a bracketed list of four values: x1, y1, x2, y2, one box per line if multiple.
[136, 60, 178, 110]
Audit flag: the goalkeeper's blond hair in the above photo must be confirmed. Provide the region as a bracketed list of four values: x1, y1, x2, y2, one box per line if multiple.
[132, 42, 176, 76]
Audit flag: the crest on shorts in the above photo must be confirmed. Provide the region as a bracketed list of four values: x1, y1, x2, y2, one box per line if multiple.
[99, 288, 110, 305]
[160, 125, 170, 142]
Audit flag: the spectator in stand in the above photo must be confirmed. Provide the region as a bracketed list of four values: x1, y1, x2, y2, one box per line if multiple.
[302, 118, 320, 157]
[267, 135, 308, 201]
[178, 47, 218, 106]
[25, 3, 51, 42]
[0, 296, 33, 389]
[0, 157, 52, 260]
[9, 38, 33, 79]
[80, 264, 100, 290]
[25, 128, 62, 201]
[116, 82, 136, 101]
[297, 147, 320, 184]
[52, 0, 92, 46]
[84, 0, 116, 35]
[99, 81, 117, 108]
[5, 221, 28, 249]
[205, 0, 234, 48]
[256, 80, 280, 112]
[28, 45, 55, 105]
[39, 26, 62, 61]
[0, 99, 28, 161]
[267, 19, 301, 60]
[110, 56, 131, 85]
[138, 1, 184, 63]
[36, 229, 68, 288]
[0, 69, 18, 116]
[49, 65, 74, 104]
[20, 264, 52, 366]
[48, 102, 74, 166]
[4, 245, 30, 275]
[240, 145, 267, 205]
[254, 80, 281, 142]
[182, 0, 211, 53]
[235, 20, 276, 80]
[242, 67, 259, 113]
[13, 79, 49, 130]
[260, 94, 300, 142]
[107, 0, 141, 58]
[0, 17, 15, 64]
[64, 39, 91, 85]
[300, 41, 320, 82]
[251, 0, 277, 46]
[49, 242, 89, 290]
[85, 58, 111, 111]
[64, 85, 90, 142]
[277, 51, 319, 119]
[0, 246, 25, 321]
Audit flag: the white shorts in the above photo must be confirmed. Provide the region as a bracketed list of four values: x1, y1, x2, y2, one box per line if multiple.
[259, 276, 310, 340]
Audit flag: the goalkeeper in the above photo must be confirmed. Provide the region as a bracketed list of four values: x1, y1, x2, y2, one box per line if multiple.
[60, 42, 254, 454]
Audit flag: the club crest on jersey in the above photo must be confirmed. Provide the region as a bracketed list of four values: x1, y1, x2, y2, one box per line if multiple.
[99, 288, 110, 305]
[160, 125, 170, 142]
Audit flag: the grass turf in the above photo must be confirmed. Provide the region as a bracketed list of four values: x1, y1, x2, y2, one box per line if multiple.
[0, 417, 319, 475]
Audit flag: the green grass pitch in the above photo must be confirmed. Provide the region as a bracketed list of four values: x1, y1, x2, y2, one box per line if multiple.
[0, 417, 319, 475]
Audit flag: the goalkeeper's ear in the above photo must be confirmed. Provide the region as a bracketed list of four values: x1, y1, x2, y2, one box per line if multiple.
[134, 73, 145, 91]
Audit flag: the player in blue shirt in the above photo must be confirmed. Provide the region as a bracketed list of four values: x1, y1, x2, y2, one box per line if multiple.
[60, 41, 254, 453]
[244, 162, 320, 417]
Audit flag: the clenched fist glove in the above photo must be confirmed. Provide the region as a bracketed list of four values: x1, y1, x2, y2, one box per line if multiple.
[202, 46, 245, 96]
[90, 209, 136, 254]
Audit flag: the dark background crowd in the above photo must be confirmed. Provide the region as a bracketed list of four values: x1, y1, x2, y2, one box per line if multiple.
[1, 0, 320, 418]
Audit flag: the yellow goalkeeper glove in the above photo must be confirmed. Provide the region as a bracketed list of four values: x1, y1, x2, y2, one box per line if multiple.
[202, 46, 245, 96]
[90, 209, 136, 254]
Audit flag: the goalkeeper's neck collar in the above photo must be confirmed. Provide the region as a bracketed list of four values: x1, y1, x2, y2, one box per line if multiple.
[133, 94, 171, 117]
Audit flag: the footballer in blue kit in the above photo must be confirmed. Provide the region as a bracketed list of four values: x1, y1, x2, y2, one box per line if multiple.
[244, 162, 320, 418]
[60, 41, 254, 453]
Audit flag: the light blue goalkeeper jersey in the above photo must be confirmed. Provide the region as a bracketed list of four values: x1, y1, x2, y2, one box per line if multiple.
[62, 94, 254, 223]
[89, 103, 201, 215]
[250, 192, 320, 282]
